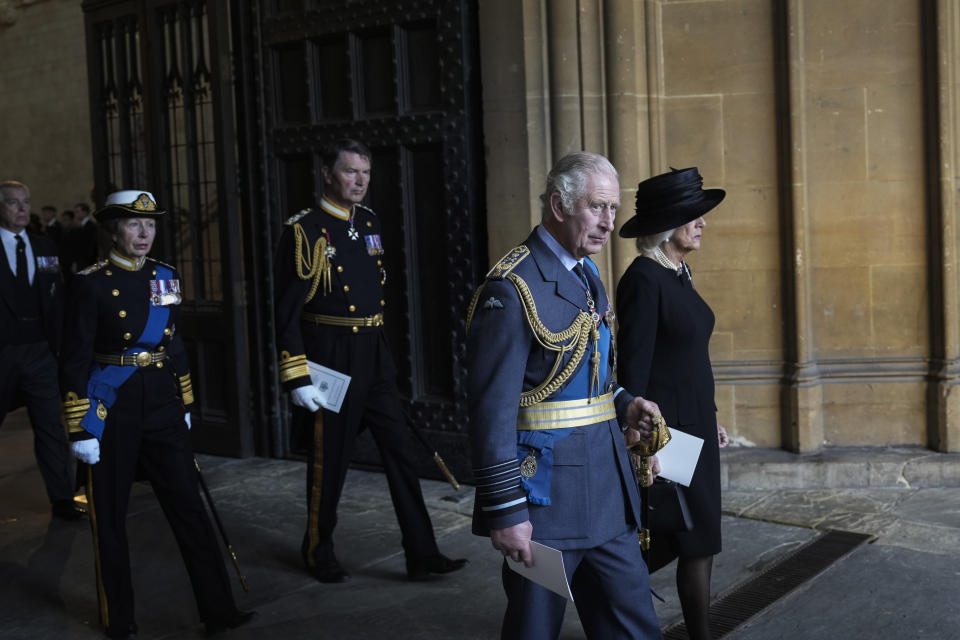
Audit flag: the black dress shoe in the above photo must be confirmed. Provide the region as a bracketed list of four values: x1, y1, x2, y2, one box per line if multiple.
[307, 558, 351, 583]
[51, 499, 85, 521]
[406, 553, 468, 581]
[205, 609, 256, 636]
[301, 535, 350, 583]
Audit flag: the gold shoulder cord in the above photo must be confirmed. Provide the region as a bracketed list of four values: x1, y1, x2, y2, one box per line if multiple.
[506, 273, 596, 407]
[464, 244, 599, 405]
[293, 223, 331, 303]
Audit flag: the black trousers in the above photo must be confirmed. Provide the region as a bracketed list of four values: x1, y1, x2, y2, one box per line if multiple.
[0, 342, 73, 503]
[86, 367, 237, 635]
[301, 328, 438, 565]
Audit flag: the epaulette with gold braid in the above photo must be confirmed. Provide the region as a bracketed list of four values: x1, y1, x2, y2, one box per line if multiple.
[486, 245, 529, 280]
[150, 257, 176, 271]
[77, 260, 108, 276]
[355, 203, 376, 216]
[285, 208, 312, 226]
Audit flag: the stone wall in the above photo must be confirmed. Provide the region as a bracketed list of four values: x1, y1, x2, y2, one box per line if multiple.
[478, 0, 960, 452]
[0, 0, 92, 211]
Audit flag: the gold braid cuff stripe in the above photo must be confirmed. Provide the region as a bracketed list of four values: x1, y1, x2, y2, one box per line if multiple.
[279, 353, 311, 382]
[293, 223, 332, 303]
[280, 364, 310, 382]
[180, 375, 194, 405]
[517, 392, 616, 430]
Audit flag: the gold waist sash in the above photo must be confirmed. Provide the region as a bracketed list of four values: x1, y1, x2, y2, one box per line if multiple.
[516, 392, 616, 431]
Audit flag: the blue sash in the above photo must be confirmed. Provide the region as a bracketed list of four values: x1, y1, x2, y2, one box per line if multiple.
[80, 264, 174, 440]
[519, 260, 612, 505]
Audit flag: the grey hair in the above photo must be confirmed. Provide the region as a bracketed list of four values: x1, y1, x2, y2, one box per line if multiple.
[0, 180, 29, 196]
[540, 152, 618, 220]
[636, 229, 674, 253]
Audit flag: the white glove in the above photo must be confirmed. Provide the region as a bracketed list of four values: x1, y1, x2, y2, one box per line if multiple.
[184, 412, 192, 430]
[290, 385, 323, 412]
[71, 439, 101, 465]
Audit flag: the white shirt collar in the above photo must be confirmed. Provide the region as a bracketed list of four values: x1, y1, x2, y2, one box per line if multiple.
[535, 224, 581, 272]
[0, 226, 25, 243]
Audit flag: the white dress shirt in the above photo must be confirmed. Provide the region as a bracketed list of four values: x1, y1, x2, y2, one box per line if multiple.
[535, 224, 582, 272]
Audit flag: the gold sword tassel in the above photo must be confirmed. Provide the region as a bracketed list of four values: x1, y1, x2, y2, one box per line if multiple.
[306, 411, 325, 567]
[589, 326, 600, 401]
[86, 465, 110, 628]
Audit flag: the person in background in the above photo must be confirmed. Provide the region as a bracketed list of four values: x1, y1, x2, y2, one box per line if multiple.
[39, 205, 64, 249]
[63, 201, 98, 273]
[0, 179, 81, 522]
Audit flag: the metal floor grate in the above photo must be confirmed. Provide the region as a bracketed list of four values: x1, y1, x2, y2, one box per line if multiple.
[662, 529, 873, 639]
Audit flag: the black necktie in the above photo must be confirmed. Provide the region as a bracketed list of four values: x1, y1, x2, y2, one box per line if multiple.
[573, 263, 598, 302]
[15, 234, 28, 287]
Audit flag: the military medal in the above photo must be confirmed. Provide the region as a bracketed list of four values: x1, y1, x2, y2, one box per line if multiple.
[150, 278, 182, 306]
[520, 453, 538, 479]
[36, 255, 60, 273]
[585, 291, 600, 327]
[347, 208, 359, 240]
[364, 234, 383, 256]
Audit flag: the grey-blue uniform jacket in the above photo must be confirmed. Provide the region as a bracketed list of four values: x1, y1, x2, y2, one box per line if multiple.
[466, 230, 643, 550]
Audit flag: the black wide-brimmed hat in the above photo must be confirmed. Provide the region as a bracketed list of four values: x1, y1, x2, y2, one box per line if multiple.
[94, 190, 167, 222]
[618, 167, 725, 238]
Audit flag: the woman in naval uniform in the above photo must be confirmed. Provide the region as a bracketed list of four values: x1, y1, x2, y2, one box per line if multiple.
[59, 190, 252, 639]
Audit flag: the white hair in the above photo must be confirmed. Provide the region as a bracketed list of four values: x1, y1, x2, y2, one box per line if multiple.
[539, 152, 618, 220]
[636, 229, 674, 253]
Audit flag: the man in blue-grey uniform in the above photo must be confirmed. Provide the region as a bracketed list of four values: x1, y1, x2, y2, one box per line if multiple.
[466, 152, 662, 639]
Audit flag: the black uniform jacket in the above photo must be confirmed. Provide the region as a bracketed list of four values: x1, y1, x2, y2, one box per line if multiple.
[274, 199, 387, 390]
[0, 232, 64, 353]
[58, 252, 194, 441]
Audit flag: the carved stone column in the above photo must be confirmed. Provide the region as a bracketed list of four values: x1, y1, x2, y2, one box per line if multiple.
[926, 0, 960, 452]
[777, 0, 823, 452]
[604, 0, 656, 283]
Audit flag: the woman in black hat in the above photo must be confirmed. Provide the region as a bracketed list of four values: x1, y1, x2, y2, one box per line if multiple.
[616, 168, 729, 640]
[59, 190, 253, 639]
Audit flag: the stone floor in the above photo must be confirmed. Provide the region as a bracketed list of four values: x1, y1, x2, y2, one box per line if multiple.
[2, 409, 959, 639]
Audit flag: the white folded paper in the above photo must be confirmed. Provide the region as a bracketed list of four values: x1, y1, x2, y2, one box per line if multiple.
[656, 427, 704, 487]
[506, 541, 574, 602]
[307, 360, 351, 414]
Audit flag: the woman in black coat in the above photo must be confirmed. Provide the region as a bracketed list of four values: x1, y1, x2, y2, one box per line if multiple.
[616, 168, 729, 640]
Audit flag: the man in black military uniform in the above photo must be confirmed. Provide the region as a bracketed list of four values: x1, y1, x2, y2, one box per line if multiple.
[274, 138, 466, 583]
[0, 179, 82, 521]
